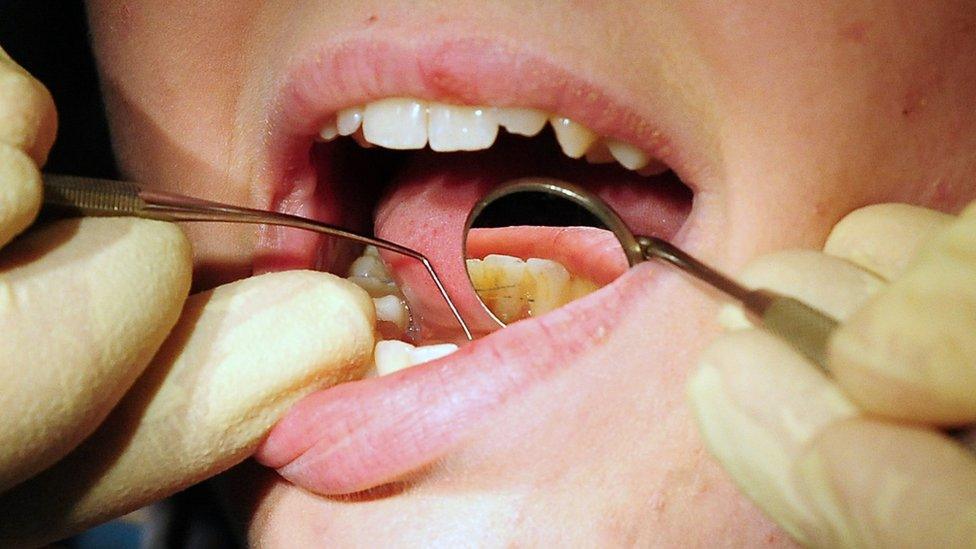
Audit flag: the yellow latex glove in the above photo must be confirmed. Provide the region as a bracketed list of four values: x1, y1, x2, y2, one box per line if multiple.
[689, 201, 976, 547]
[0, 47, 376, 546]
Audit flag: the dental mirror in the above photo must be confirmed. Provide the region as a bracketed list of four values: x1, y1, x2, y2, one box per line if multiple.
[462, 178, 639, 327]
[463, 177, 839, 369]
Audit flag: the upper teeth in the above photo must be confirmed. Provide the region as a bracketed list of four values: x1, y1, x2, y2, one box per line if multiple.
[316, 97, 662, 173]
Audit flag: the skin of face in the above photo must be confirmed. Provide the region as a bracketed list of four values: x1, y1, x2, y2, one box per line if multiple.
[84, 1, 976, 545]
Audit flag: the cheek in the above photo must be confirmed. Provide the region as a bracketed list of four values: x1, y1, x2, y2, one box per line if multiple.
[680, 2, 976, 264]
[87, 1, 270, 286]
[87, 1, 258, 191]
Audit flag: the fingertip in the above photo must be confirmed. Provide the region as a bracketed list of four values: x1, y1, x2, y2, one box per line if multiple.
[689, 330, 858, 545]
[0, 144, 41, 247]
[795, 419, 976, 548]
[0, 49, 58, 165]
[733, 249, 885, 322]
[829, 223, 976, 425]
[825, 203, 952, 281]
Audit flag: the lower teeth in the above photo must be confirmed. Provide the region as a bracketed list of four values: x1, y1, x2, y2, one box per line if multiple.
[465, 254, 599, 324]
[345, 247, 597, 376]
[368, 339, 459, 377]
[346, 245, 412, 339]
[344, 246, 459, 377]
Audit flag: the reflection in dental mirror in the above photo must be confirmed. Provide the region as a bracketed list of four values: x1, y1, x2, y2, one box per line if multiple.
[463, 178, 633, 326]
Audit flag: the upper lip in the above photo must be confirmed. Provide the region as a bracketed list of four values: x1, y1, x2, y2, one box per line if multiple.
[252, 33, 700, 495]
[259, 33, 705, 212]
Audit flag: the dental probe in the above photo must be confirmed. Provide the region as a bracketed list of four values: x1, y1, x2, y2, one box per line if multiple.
[40, 174, 473, 341]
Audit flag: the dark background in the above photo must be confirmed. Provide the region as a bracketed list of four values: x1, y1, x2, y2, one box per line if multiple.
[0, 0, 116, 177]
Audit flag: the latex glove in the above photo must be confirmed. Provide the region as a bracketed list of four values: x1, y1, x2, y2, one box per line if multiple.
[688, 201, 976, 547]
[0, 47, 376, 546]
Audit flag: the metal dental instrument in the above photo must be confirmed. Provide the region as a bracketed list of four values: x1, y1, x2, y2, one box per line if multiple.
[41, 173, 473, 341]
[464, 178, 839, 369]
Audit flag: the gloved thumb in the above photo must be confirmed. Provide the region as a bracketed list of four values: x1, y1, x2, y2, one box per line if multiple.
[0, 270, 376, 547]
[0, 217, 191, 492]
[828, 202, 976, 424]
[793, 418, 976, 548]
[0, 45, 57, 165]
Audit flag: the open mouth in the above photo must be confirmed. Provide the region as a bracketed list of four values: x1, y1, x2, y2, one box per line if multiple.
[252, 39, 696, 496]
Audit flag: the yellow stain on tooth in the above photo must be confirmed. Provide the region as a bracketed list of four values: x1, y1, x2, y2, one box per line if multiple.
[466, 254, 600, 323]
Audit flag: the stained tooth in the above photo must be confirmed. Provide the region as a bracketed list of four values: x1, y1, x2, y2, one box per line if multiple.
[318, 118, 339, 141]
[373, 294, 409, 331]
[467, 254, 602, 324]
[584, 141, 615, 164]
[428, 103, 499, 152]
[493, 107, 548, 137]
[525, 258, 570, 315]
[362, 97, 428, 149]
[337, 106, 364, 136]
[481, 254, 528, 323]
[550, 116, 598, 158]
[605, 138, 650, 171]
[567, 277, 600, 300]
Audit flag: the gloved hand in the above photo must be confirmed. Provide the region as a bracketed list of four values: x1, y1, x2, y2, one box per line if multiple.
[0, 46, 376, 546]
[689, 200, 976, 547]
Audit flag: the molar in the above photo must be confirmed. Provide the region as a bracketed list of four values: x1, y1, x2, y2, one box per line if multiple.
[373, 294, 409, 332]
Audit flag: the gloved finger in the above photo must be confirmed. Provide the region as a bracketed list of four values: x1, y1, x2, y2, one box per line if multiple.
[0, 143, 41, 247]
[824, 203, 952, 281]
[829, 202, 976, 425]
[717, 249, 885, 331]
[0, 46, 57, 165]
[793, 418, 976, 548]
[692, 245, 882, 544]
[688, 329, 859, 546]
[0, 218, 191, 492]
[0, 271, 376, 546]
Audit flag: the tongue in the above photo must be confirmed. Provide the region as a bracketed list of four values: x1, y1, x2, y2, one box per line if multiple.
[373, 139, 692, 342]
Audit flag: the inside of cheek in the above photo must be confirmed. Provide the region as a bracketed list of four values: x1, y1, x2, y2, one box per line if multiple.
[305, 139, 403, 273]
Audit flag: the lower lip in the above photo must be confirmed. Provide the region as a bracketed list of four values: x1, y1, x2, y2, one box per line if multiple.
[255, 262, 660, 495]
